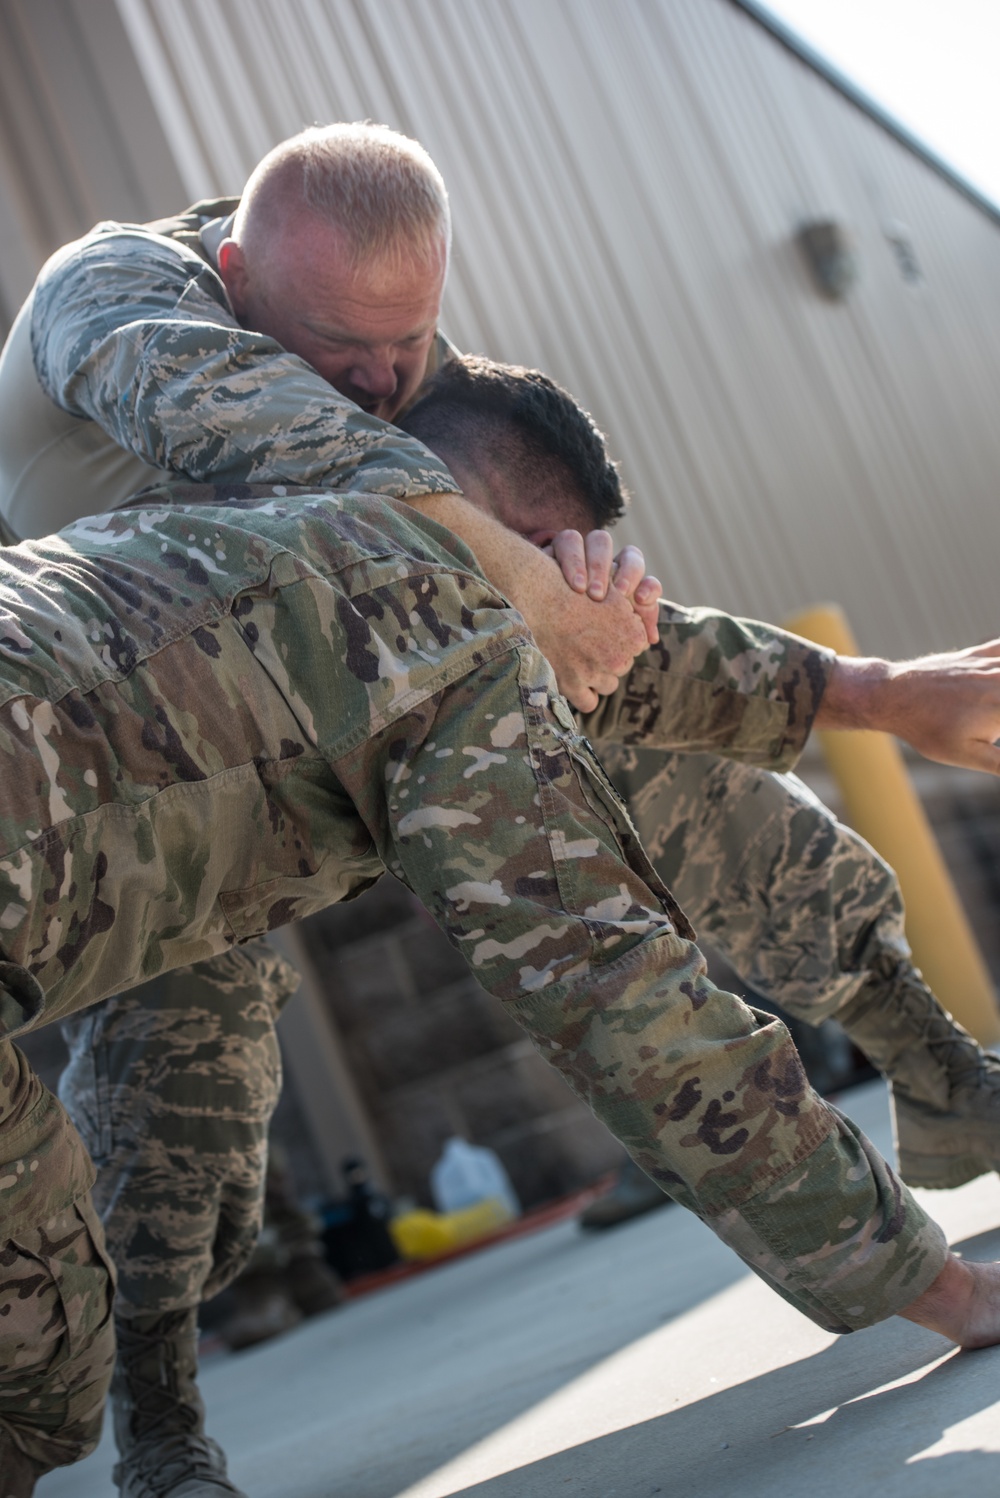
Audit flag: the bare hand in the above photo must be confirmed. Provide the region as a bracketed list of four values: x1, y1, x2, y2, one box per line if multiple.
[549, 530, 662, 646]
[898, 1252, 1000, 1348]
[525, 549, 649, 711]
[407, 499, 651, 711]
[820, 641, 1000, 775]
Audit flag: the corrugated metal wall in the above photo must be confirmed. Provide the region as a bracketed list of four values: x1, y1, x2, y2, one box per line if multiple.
[0, 0, 185, 328]
[15, 0, 1000, 657]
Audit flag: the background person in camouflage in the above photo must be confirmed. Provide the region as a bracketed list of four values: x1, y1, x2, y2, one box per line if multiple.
[4, 462, 1000, 1491]
[7, 121, 1000, 1498]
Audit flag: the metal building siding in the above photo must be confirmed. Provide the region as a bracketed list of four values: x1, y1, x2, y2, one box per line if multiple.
[108, 0, 1000, 654]
[0, 0, 188, 328]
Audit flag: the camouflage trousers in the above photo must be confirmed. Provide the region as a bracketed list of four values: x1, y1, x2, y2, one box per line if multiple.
[603, 745, 910, 1025]
[58, 943, 298, 1317]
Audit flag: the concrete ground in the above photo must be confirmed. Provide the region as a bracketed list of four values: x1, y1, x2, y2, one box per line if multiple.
[37, 1082, 1000, 1498]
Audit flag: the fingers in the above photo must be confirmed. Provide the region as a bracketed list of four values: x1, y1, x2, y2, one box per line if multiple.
[550, 530, 604, 593]
[633, 573, 663, 608]
[584, 531, 615, 599]
[610, 544, 647, 599]
[563, 683, 600, 714]
[612, 547, 662, 646]
[547, 533, 663, 645]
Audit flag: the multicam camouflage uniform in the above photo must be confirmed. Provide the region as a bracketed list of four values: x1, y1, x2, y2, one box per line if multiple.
[0, 480, 949, 1470]
[0, 205, 980, 1339]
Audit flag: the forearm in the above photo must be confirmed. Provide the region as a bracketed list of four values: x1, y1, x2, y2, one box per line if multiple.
[31, 226, 457, 501]
[581, 602, 836, 768]
[816, 644, 1000, 776]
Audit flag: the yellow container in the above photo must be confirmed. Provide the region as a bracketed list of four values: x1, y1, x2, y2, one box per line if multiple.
[390, 1198, 514, 1261]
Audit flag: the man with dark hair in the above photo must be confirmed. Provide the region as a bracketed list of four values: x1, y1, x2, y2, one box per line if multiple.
[4, 445, 1000, 1494]
[398, 354, 629, 533]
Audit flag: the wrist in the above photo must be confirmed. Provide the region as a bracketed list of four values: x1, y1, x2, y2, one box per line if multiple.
[816, 655, 894, 732]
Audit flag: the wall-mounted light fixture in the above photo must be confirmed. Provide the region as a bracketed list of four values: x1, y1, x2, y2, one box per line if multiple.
[797, 219, 858, 300]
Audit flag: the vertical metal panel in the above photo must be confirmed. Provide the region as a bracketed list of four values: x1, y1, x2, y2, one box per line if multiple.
[0, 0, 185, 332]
[93, 0, 1000, 655]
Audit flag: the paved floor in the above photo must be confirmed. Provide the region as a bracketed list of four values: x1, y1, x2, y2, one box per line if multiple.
[37, 1083, 1000, 1498]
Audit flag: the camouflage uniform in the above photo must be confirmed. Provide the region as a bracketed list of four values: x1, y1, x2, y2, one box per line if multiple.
[583, 616, 905, 1028]
[0, 479, 948, 1469]
[0, 205, 976, 1336]
[0, 204, 464, 1321]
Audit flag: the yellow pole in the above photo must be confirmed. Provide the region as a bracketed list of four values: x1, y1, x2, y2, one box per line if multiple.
[784, 604, 1000, 1046]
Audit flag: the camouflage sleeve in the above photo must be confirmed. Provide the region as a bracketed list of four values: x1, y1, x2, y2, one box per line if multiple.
[29, 223, 460, 499]
[579, 601, 836, 770]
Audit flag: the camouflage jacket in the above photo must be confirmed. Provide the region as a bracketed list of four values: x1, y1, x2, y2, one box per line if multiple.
[0, 209, 460, 537]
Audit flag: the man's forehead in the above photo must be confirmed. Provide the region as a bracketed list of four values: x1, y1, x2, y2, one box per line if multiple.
[486, 468, 592, 537]
[282, 221, 445, 336]
[280, 212, 444, 286]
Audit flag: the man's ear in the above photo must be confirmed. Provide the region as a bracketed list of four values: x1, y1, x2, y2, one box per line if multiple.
[216, 239, 249, 314]
[524, 527, 559, 549]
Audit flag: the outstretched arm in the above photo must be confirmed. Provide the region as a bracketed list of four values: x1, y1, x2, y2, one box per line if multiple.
[818, 644, 1000, 775]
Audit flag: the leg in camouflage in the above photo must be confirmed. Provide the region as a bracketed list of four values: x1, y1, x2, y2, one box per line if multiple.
[58, 942, 297, 1315]
[601, 744, 1000, 1188]
[58, 942, 298, 1498]
[0, 1046, 115, 1493]
[214, 1147, 344, 1354]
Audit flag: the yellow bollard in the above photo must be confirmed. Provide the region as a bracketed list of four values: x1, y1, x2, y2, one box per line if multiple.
[784, 605, 1000, 1046]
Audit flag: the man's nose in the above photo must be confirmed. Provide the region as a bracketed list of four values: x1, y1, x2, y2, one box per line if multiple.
[351, 349, 397, 399]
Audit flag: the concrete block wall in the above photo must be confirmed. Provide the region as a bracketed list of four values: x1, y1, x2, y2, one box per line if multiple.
[300, 883, 623, 1210]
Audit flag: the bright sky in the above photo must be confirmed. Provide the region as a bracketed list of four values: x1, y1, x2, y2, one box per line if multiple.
[757, 0, 1000, 207]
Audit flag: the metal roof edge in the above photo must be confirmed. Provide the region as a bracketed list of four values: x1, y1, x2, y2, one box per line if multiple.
[732, 0, 1000, 229]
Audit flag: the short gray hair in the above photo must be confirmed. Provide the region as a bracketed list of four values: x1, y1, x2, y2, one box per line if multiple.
[233, 122, 450, 271]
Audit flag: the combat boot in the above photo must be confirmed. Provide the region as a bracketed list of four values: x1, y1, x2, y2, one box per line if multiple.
[111, 1308, 248, 1498]
[837, 957, 1000, 1189]
[578, 1157, 672, 1229]
[0, 1429, 47, 1498]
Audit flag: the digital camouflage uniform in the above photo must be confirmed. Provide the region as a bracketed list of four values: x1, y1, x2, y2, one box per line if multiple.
[0, 479, 949, 1472]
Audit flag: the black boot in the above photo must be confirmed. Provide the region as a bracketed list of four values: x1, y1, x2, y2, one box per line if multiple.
[578, 1157, 672, 1229]
[111, 1309, 247, 1498]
